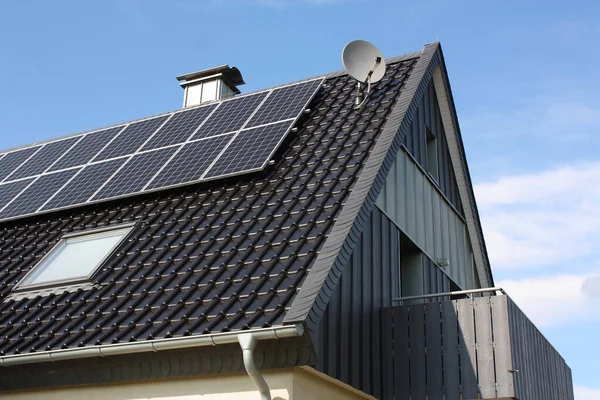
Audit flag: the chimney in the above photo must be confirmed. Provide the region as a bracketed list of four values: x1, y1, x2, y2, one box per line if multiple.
[176, 65, 245, 108]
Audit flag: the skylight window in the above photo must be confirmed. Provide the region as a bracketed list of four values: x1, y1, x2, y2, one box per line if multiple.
[16, 224, 133, 291]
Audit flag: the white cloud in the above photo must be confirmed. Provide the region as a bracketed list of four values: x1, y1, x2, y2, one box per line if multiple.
[474, 162, 600, 269]
[475, 163, 600, 207]
[581, 276, 600, 299]
[464, 97, 600, 144]
[575, 385, 600, 400]
[498, 273, 600, 327]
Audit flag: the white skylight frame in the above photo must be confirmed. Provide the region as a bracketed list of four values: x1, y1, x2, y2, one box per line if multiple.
[13, 222, 135, 292]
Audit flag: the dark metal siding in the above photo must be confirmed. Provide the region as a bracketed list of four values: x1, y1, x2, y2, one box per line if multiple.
[313, 207, 400, 399]
[402, 81, 463, 215]
[422, 255, 452, 301]
[312, 208, 458, 398]
[508, 296, 575, 400]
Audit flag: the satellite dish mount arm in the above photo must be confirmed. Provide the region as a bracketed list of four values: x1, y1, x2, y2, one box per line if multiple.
[355, 56, 382, 108]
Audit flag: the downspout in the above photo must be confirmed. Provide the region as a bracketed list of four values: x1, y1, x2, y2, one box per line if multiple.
[239, 333, 271, 400]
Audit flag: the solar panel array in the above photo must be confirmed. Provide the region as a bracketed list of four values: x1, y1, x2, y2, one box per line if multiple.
[0, 78, 324, 222]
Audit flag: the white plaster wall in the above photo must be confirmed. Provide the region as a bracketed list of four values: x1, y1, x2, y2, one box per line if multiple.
[0, 367, 373, 400]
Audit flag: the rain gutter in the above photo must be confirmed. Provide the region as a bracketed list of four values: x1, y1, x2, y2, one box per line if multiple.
[0, 324, 304, 367]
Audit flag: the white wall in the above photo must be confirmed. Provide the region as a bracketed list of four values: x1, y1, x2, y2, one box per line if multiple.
[0, 367, 373, 400]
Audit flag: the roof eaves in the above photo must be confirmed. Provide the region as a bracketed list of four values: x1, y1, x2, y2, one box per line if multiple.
[0, 325, 303, 367]
[284, 42, 441, 328]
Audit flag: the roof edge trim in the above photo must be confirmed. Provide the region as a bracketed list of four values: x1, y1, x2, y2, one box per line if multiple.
[284, 42, 441, 327]
[430, 57, 494, 287]
[0, 325, 303, 367]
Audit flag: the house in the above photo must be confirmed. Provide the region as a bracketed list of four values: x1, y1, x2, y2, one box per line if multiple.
[0, 42, 574, 399]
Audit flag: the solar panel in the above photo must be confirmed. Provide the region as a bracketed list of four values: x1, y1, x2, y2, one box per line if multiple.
[42, 159, 126, 210]
[0, 77, 324, 222]
[49, 127, 123, 171]
[94, 116, 169, 162]
[0, 170, 79, 219]
[204, 121, 289, 179]
[93, 147, 178, 200]
[246, 78, 322, 127]
[0, 147, 40, 181]
[191, 92, 268, 140]
[141, 104, 217, 151]
[6, 137, 79, 181]
[0, 179, 35, 210]
[146, 135, 233, 189]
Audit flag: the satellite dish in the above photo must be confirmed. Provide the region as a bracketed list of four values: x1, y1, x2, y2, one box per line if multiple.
[342, 40, 387, 84]
[341, 40, 387, 108]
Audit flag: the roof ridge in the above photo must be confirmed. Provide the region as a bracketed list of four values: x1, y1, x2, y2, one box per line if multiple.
[0, 46, 429, 156]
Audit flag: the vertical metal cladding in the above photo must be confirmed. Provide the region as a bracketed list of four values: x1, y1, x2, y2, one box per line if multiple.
[313, 207, 400, 399]
[376, 78, 477, 290]
[401, 81, 462, 213]
[508, 297, 575, 400]
[376, 148, 475, 290]
[422, 255, 452, 301]
[312, 208, 458, 398]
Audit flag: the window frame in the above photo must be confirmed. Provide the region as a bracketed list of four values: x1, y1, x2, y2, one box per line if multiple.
[425, 126, 439, 182]
[13, 222, 136, 293]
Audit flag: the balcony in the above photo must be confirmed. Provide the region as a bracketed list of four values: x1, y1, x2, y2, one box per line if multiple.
[383, 292, 574, 399]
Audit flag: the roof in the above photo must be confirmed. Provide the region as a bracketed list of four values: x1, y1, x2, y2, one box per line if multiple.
[0, 43, 492, 361]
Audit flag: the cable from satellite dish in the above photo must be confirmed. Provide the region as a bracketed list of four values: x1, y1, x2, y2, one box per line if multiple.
[354, 56, 382, 109]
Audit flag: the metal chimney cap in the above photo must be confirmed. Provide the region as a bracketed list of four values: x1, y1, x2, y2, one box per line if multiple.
[176, 65, 245, 87]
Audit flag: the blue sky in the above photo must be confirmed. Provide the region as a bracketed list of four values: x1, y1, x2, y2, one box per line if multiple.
[1, 1, 599, 397]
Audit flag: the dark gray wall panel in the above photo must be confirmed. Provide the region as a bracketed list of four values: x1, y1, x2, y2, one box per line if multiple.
[312, 207, 462, 399]
[376, 149, 476, 290]
[401, 81, 463, 214]
[409, 303, 426, 398]
[392, 306, 410, 398]
[422, 255, 452, 301]
[508, 296, 574, 400]
[313, 207, 400, 399]
[441, 301, 460, 399]
[425, 302, 443, 400]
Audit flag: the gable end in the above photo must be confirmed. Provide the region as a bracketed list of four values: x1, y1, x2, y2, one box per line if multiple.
[284, 43, 441, 328]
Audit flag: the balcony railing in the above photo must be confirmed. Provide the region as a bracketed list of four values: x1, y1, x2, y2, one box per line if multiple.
[383, 294, 574, 399]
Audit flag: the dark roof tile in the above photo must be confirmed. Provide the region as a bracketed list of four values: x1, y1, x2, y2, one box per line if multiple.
[0, 57, 418, 356]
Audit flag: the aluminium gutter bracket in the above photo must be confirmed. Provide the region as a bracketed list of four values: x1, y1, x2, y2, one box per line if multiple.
[239, 333, 271, 400]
